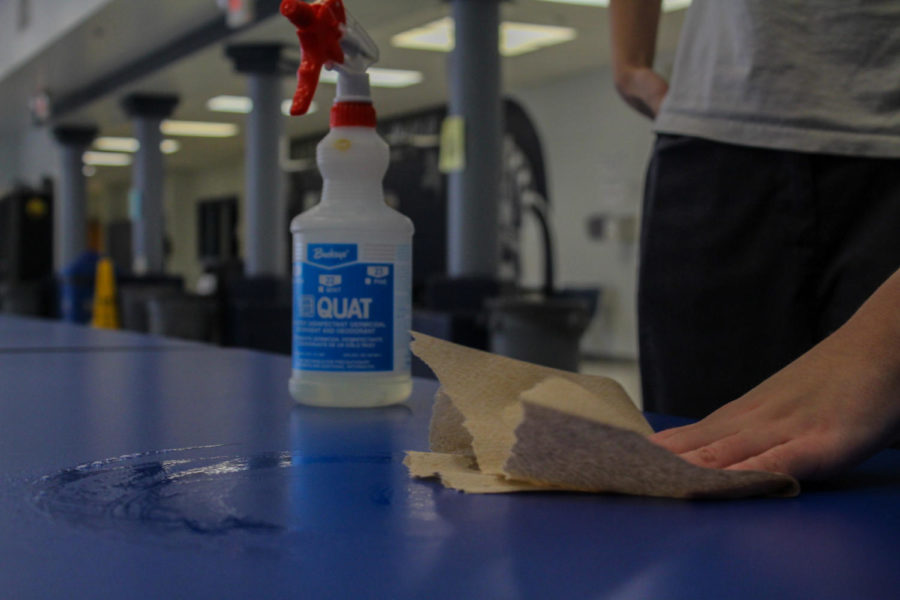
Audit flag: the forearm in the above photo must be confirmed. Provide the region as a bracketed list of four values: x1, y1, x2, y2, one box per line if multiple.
[608, 0, 667, 118]
[835, 268, 900, 377]
[830, 268, 900, 442]
[609, 0, 663, 86]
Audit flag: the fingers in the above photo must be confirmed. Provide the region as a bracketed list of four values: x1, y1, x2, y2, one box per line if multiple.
[649, 419, 738, 455]
[678, 429, 786, 470]
[650, 417, 794, 472]
[726, 440, 822, 480]
[649, 394, 765, 454]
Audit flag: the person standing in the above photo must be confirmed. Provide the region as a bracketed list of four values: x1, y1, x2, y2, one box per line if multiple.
[610, 0, 900, 417]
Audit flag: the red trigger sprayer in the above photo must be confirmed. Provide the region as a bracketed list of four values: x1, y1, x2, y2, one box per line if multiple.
[281, 0, 415, 408]
[280, 0, 379, 116]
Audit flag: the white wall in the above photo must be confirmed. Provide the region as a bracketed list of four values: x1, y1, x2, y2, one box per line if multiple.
[511, 66, 656, 360]
[165, 160, 245, 289]
[74, 156, 243, 289]
[0, 126, 59, 191]
[0, 0, 113, 82]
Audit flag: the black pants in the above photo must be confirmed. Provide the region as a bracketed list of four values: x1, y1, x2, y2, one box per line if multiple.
[639, 134, 900, 418]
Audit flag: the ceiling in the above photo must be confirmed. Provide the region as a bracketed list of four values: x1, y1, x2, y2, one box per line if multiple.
[1, 0, 687, 185]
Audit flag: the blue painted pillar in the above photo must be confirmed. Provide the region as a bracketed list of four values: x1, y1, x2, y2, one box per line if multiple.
[447, 0, 503, 277]
[226, 44, 285, 277]
[51, 125, 97, 272]
[121, 94, 179, 275]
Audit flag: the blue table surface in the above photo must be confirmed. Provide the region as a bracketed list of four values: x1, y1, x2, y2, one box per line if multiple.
[0, 314, 204, 352]
[1, 321, 899, 599]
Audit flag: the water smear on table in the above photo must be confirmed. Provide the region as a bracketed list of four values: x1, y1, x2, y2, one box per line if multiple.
[30, 446, 396, 546]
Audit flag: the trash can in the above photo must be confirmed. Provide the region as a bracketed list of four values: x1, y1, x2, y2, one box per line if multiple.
[221, 276, 291, 353]
[0, 281, 43, 316]
[146, 293, 218, 342]
[119, 283, 181, 332]
[227, 300, 291, 354]
[487, 292, 594, 371]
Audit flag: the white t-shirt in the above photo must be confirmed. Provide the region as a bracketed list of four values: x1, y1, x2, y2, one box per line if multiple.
[655, 0, 900, 158]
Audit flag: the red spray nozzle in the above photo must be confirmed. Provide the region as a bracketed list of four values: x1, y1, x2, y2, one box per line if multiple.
[281, 0, 346, 116]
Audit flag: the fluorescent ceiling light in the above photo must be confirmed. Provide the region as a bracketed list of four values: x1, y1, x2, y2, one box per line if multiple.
[160, 139, 181, 154]
[93, 136, 180, 154]
[95, 136, 140, 152]
[318, 67, 423, 88]
[391, 18, 576, 56]
[281, 99, 318, 116]
[82, 151, 132, 166]
[207, 95, 253, 113]
[209, 95, 318, 116]
[391, 18, 454, 52]
[536, 0, 607, 5]
[502, 22, 576, 56]
[160, 120, 238, 137]
[534, 0, 692, 11]
[662, 0, 692, 11]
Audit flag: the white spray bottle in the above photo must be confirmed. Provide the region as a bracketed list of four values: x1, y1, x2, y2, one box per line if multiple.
[281, 0, 414, 407]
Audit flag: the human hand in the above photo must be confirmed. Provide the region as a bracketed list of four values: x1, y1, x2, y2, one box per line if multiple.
[649, 318, 900, 480]
[614, 66, 669, 119]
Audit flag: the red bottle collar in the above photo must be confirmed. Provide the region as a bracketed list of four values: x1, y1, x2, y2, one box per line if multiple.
[331, 102, 376, 127]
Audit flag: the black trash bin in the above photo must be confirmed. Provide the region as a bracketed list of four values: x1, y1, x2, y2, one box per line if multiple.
[0, 279, 55, 317]
[118, 276, 184, 332]
[146, 293, 218, 342]
[487, 292, 595, 371]
[221, 276, 291, 354]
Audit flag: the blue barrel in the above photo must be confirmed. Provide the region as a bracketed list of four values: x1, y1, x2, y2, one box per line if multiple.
[59, 251, 100, 323]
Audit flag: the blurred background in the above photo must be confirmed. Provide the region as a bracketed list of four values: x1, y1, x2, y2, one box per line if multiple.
[0, 0, 690, 402]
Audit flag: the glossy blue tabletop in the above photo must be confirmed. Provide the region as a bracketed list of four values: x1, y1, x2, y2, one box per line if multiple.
[1, 325, 899, 599]
[0, 314, 203, 352]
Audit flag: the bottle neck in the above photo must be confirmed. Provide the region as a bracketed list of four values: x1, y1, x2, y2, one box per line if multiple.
[320, 178, 385, 207]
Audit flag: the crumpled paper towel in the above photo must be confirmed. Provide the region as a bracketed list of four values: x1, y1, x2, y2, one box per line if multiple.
[404, 333, 799, 499]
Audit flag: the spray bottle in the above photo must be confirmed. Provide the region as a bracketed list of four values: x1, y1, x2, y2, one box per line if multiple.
[281, 0, 414, 407]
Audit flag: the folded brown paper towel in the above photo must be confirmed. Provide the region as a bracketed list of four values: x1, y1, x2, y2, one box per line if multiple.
[405, 333, 800, 499]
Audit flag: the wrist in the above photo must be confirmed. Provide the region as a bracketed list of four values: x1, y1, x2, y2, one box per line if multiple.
[613, 64, 650, 96]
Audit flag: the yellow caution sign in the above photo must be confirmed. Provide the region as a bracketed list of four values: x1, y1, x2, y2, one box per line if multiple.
[91, 257, 120, 329]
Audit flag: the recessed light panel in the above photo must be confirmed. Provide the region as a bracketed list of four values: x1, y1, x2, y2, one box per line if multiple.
[93, 137, 180, 154]
[391, 18, 576, 56]
[661, 0, 692, 11]
[534, 0, 691, 11]
[82, 151, 132, 166]
[95, 136, 140, 152]
[318, 67, 423, 88]
[160, 139, 181, 154]
[207, 95, 253, 114]
[209, 95, 318, 117]
[501, 22, 576, 57]
[282, 99, 318, 116]
[160, 120, 238, 137]
[391, 17, 454, 52]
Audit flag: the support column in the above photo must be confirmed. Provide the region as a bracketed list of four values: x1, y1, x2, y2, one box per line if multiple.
[121, 93, 179, 275]
[447, 0, 503, 277]
[51, 125, 97, 272]
[226, 44, 285, 277]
